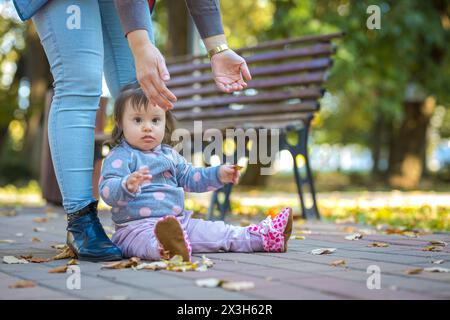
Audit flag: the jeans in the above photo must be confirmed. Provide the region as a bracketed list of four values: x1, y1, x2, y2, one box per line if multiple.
[32, 0, 154, 213]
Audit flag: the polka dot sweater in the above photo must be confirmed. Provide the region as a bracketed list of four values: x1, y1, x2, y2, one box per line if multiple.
[99, 139, 224, 225]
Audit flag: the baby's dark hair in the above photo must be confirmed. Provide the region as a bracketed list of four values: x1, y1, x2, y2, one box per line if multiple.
[106, 82, 176, 148]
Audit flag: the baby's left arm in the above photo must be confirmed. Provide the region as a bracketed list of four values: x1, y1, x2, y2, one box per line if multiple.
[173, 151, 240, 192]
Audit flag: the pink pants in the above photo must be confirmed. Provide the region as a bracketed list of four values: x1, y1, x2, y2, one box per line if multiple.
[111, 211, 264, 260]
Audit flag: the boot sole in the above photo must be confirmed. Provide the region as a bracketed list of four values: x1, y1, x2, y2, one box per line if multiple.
[66, 241, 123, 262]
[283, 208, 293, 252]
[154, 216, 190, 262]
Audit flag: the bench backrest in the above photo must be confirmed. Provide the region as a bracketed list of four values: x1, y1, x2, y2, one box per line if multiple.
[166, 32, 343, 132]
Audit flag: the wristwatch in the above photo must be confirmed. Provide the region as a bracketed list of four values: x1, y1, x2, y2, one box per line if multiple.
[208, 44, 229, 58]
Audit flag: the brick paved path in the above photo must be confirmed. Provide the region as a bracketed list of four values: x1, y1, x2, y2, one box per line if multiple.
[1, 206, 449, 300]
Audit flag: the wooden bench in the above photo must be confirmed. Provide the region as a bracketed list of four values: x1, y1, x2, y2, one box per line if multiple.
[41, 32, 343, 220]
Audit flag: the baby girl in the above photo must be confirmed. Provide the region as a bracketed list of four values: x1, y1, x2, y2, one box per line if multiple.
[99, 83, 293, 262]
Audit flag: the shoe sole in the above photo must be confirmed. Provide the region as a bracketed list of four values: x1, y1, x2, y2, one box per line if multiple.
[66, 241, 123, 262]
[154, 216, 190, 262]
[283, 208, 293, 252]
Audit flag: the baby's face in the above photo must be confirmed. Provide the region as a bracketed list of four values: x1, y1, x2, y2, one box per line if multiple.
[121, 102, 166, 152]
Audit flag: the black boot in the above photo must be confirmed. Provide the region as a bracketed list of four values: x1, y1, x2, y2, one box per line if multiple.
[66, 201, 122, 262]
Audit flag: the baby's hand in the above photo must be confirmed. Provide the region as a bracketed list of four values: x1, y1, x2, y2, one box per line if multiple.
[219, 164, 241, 185]
[126, 168, 152, 193]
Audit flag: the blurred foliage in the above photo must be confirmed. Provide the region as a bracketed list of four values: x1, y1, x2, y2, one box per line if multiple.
[320, 205, 450, 232]
[258, 0, 450, 146]
[0, 6, 25, 128]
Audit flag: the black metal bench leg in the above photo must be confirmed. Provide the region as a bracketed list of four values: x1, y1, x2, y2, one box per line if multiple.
[207, 183, 233, 221]
[283, 117, 320, 220]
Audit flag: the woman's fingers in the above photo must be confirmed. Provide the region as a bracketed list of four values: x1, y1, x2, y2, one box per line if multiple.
[240, 61, 252, 81]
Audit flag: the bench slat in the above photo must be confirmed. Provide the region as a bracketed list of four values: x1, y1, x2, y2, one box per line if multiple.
[176, 112, 312, 132]
[172, 88, 324, 110]
[166, 32, 344, 64]
[168, 43, 335, 75]
[167, 58, 332, 88]
[171, 72, 326, 98]
[173, 102, 319, 121]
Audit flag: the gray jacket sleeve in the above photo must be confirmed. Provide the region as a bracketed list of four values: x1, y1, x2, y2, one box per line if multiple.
[114, 0, 152, 36]
[115, 0, 224, 38]
[185, 0, 224, 38]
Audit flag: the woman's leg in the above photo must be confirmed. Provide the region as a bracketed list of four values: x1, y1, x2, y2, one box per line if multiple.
[98, 0, 155, 99]
[32, 0, 103, 214]
[32, 0, 122, 261]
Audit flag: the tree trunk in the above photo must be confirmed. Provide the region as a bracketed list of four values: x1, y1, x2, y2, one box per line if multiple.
[21, 22, 52, 179]
[387, 97, 436, 189]
[371, 111, 384, 177]
[166, 0, 189, 57]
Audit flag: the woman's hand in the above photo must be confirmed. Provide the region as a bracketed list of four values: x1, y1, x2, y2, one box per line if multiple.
[127, 30, 177, 110]
[219, 165, 241, 184]
[126, 168, 152, 193]
[211, 49, 252, 93]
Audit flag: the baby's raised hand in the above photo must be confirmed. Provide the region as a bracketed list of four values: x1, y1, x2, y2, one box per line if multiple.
[219, 164, 241, 185]
[126, 167, 152, 193]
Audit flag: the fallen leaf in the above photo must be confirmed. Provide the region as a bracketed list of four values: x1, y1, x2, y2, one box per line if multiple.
[33, 227, 47, 232]
[429, 240, 447, 247]
[432, 260, 445, 264]
[405, 268, 423, 275]
[9, 280, 36, 289]
[310, 248, 336, 255]
[33, 217, 49, 223]
[368, 242, 389, 248]
[3, 256, 29, 264]
[195, 278, 223, 288]
[424, 267, 450, 273]
[166, 261, 199, 272]
[27, 257, 49, 263]
[331, 259, 346, 267]
[345, 233, 363, 241]
[48, 265, 69, 273]
[422, 246, 442, 252]
[0, 239, 15, 244]
[133, 261, 167, 271]
[101, 257, 140, 269]
[221, 281, 255, 291]
[51, 244, 67, 250]
[296, 230, 312, 235]
[195, 264, 208, 272]
[31, 237, 42, 243]
[202, 255, 214, 268]
[49, 247, 76, 261]
[0, 209, 17, 217]
[290, 235, 305, 240]
[67, 259, 78, 265]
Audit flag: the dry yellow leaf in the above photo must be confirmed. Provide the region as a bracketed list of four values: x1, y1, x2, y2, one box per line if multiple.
[49, 247, 76, 261]
[429, 240, 447, 247]
[0, 209, 17, 217]
[405, 268, 424, 275]
[368, 242, 389, 248]
[331, 259, 346, 267]
[9, 280, 36, 289]
[422, 246, 442, 252]
[33, 217, 49, 223]
[0, 239, 15, 244]
[48, 265, 69, 273]
[31, 237, 42, 243]
[67, 259, 78, 265]
[27, 257, 49, 263]
[101, 257, 140, 269]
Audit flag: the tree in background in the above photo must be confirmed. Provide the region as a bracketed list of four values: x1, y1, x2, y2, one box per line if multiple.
[260, 0, 450, 189]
